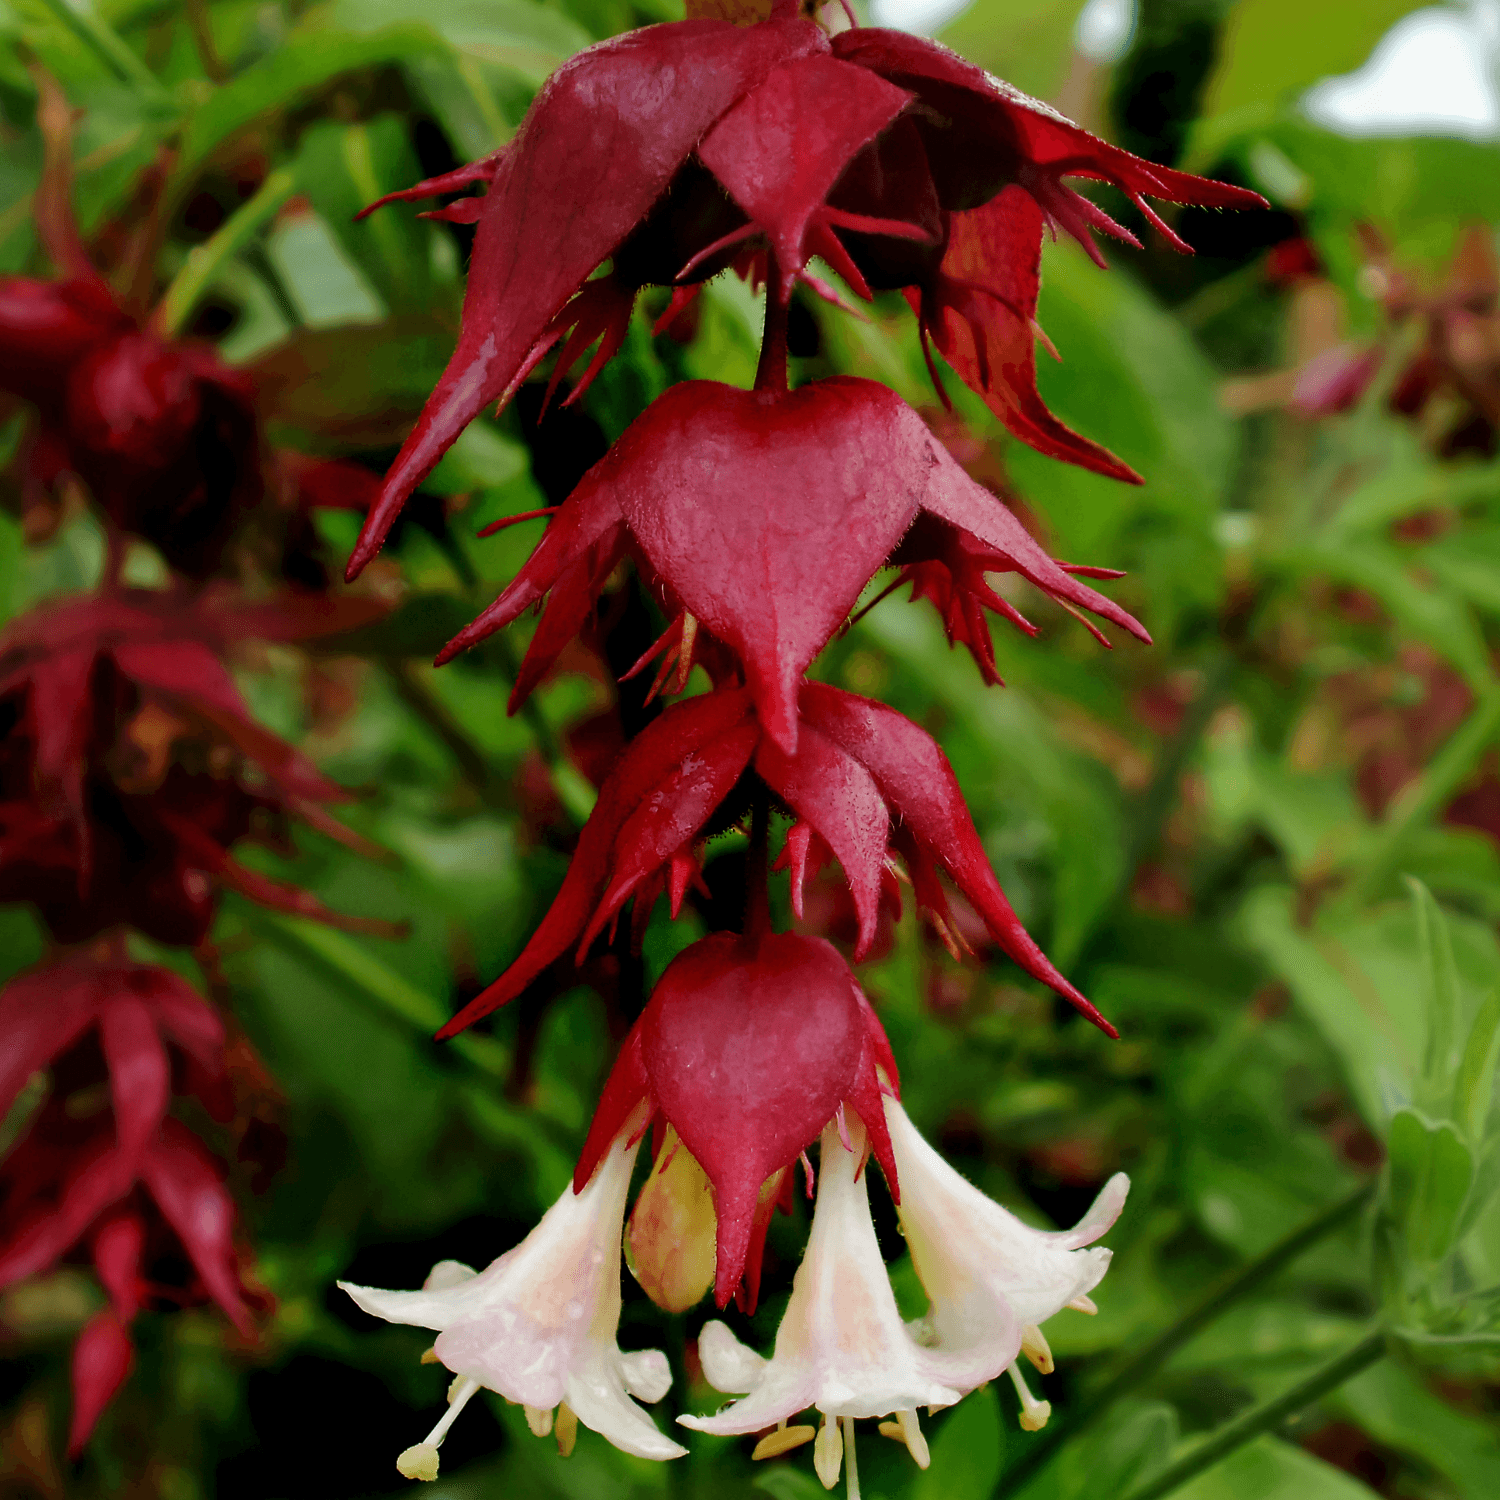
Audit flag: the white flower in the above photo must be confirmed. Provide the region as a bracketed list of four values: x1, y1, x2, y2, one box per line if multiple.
[682, 1112, 970, 1491]
[340, 1129, 685, 1478]
[885, 1093, 1128, 1422]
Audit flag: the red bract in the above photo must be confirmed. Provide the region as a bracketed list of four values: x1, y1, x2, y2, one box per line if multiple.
[574, 930, 897, 1306]
[437, 378, 1146, 752]
[0, 589, 387, 945]
[435, 683, 1115, 1042]
[345, 14, 1262, 574]
[0, 957, 258, 1449]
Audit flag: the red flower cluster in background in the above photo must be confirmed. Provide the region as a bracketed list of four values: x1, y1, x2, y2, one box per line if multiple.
[0, 76, 387, 1452]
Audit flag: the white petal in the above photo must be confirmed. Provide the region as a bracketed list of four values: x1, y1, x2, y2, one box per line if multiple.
[696, 1320, 767, 1394]
[685, 1117, 962, 1433]
[885, 1096, 1126, 1387]
[424, 1260, 478, 1291]
[565, 1357, 688, 1461]
[339, 1279, 483, 1332]
[619, 1348, 672, 1404]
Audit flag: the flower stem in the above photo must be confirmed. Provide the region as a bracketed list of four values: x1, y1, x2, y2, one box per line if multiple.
[1000, 1180, 1373, 1490]
[1116, 1329, 1387, 1500]
[744, 782, 772, 941]
[756, 261, 790, 394]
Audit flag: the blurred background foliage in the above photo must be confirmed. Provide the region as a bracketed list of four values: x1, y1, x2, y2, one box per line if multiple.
[1, 0, 1499, 1498]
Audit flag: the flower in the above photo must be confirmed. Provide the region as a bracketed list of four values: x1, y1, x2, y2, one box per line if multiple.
[682, 1103, 1126, 1493]
[572, 930, 899, 1307]
[0, 73, 264, 576]
[0, 588, 388, 945]
[884, 1094, 1128, 1421]
[436, 377, 1147, 752]
[681, 1112, 971, 1490]
[340, 1125, 685, 1476]
[0, 956, 260, 1452]
[437, 682, 1117, 1041]
[343, 12, 1263, 576]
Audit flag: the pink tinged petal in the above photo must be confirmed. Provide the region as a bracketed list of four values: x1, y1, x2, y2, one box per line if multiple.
[755, 724, 888, 958]
[98, 992, 171, 1166]
[614, 380, 931, 753]
[681, 1117, 961, 1434]
[384, 1130, 680, 1460]
[0, 964, 99, 1121]
[696, 1318, 767, 1394]
[799, 683, 1117, 1037]
[563, 1349, 687, 1461]
[914, 190, 1142, 485]
[27, 644, 95, 834]
[916, 436, 1150, 643]
[346, 17, 828, 577]
[436, 689, 755, 1039]
[67, 1312, 134, 1457]
[1047, 1172, 1129, 1250]
[91, 1211, 145, 1322]
[641, 932, 866, 1306]
[139, 1119, 253, 1335]
[698, 56, 912, 288]
[883, 1096, 1122, 1383]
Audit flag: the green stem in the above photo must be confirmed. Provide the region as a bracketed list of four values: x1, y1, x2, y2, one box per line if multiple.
[33, 0, 165, 97]
[153, 166, 296, 337]
[1117, 1330, 1387, 1500]
[1001, 1181, 1373, 1490]
[382, 657, 511, 813]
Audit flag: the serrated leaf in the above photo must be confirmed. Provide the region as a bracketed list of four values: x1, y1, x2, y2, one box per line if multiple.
[1407, 877, 1460, 1104]
[1387, 1107, 1474, 1263]
[1456, 986, 1500, 1144]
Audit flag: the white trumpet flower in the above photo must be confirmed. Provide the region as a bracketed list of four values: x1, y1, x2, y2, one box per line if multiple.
[341, 1129, 685, 1478]
[885, 1093, 1127, 1422]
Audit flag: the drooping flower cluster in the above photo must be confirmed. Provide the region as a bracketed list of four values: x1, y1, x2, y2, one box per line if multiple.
[337, 0, 1260, 1488]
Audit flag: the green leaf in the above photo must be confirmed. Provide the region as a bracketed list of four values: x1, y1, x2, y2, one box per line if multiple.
[938, 0, 1089, 105]
[1455, 986, 1500, 1144]
[1201, 0, 1428, 121]
[176, 22, 445, 182]
[1172, 1435, 1380, 1500]
[914, 1384, 1003, 1500]
[1386, 1107, 1474, 1264]
[425, 419, 529, 495]
[1407, 877, 1460, 1103]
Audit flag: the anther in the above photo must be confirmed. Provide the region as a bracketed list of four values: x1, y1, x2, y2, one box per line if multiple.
[813, 1414, 843, 1489]
[555, 1401, 578, 1457]
[395, 1376, 481, 1481]
[524, 1405, 554, 1438]
[1021, 1323, 1054, 1374]
[877, 1409, 930, 1469]
[752, 1418, 817, 1460]
[1007, 1361, 1052, 1432]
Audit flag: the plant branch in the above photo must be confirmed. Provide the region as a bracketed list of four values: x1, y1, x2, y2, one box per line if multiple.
[1001, 1180, 1374, 1491]
[1117, 1329, 1387, 1500]
[153, 166, 296, 337]
[184, 0, 230, 82]
[382, 657, 511, 812]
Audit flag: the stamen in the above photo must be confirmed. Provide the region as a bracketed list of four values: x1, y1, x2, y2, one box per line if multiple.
[834, 1103, 852, 1154]
[555, 1401, 579, 1457]
[524, 1404, 554, 1437]
[1007, 1362, 1052, 1432]
[877, 1409, 931, 1469]
[1021, 1324, 1055, 1375]
[752, 1419, 817, 1460]
[1069, 1294, 1099, 1315]
[419, 1346, 439, 1364]
[841, 1416, 862, 1500]
[813, 1414, 843, 1490]
[395, 1376, 481, 1480]
[799, 1149, 816, 1199]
